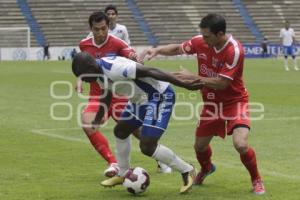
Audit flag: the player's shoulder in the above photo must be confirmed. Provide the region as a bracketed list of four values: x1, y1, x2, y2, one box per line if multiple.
[79, 36, 92, 47]
[190, 35, 204, 43]
[108, 34, 132, 48]
[227, 36, 242, 50]
[108, 34, 127, 44]
[116, 23, 127, 30]
[222, 36, 243, 59]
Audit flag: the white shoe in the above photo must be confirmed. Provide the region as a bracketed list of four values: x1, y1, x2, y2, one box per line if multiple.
[295, 66, 299, 71]
[104, 163, 119, 177]
[285, 67, 290, 71]
[157, 161, 172, 173]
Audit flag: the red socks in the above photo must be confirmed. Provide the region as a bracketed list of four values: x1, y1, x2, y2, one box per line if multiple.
[196, 145, 213, 173]
[88, 131, 117, 164]
[240, 147, 261, 181]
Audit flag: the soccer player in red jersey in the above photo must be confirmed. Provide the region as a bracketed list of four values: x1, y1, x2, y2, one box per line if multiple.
[78, 11, 137, 177]
[78, 11, 171, 177]
[141, 14, 265, 195]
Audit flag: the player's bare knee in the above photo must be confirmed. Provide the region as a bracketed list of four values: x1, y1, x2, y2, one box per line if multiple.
[113, 125, 128, 139]
[139, 143, 156, 157]
[194, 140, 209, 152]
[233, 141, 248, 154]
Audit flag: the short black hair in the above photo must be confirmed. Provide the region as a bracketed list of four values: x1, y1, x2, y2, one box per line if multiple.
[199, 14, 226, 35]
[88, 11, 109, 27]
[105, 4, 118, 14]
[72, 52, 97, 77]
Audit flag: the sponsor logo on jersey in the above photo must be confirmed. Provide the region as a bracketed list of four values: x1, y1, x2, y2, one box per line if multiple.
[200, 64, 218, 78]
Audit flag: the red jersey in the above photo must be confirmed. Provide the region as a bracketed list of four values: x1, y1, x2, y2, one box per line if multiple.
[181, 35, 248, 105]
[79, 34, 135, 97]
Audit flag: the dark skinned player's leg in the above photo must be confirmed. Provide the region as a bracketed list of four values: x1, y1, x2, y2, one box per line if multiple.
[139, 130, 195, 194]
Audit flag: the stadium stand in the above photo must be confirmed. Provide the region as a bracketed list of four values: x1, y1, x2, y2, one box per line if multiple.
[2, 0, 300, 47]
[26, 0, 147, 46]
[244, 0, 300, 43]
[135, 0, 256, 44]
[0, 0, 36, 47]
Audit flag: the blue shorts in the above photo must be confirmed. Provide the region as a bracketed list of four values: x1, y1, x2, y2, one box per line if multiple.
[283, 45, 295, 56]
[119, 86, 175, 138]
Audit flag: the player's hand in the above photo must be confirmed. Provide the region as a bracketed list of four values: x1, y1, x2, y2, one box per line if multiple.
[172, 66, 199, 82]
[139, 48, 158, 61]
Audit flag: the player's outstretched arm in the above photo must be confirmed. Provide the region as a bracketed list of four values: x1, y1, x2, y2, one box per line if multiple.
[135, 63, 202, 90]
[139, 44, 182, 61]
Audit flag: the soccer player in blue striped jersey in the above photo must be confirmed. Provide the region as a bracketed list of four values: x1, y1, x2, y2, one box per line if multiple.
[72, 52, 201, 194]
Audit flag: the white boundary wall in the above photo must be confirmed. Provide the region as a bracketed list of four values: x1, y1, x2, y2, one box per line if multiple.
[0, 46, 193, 61]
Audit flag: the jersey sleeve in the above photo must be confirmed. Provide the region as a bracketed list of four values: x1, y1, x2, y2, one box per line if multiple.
[181, 39, 196, 55]
[123, 26, 131, 45]
[79, 41, 84, 51]
[114, 39, 135, 58]
[292, 29, 295, 37]
[218, 45, 244, 80]
[101, 57, 137, 81]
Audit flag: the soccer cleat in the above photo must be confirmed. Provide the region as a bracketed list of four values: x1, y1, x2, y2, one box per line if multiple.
[101, 176, 124, 187]
[252, 179, 265, 195]
[193, 163, 216, 185]
[295, 66, 299, 71]
[179, 167, 196, 194]
[285, 67, 290, 71]
[157, 161, 172, 174]
[103, 163, 119, 178]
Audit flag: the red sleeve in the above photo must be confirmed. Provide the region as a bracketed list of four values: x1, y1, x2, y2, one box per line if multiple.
[114, 39, 135, 58]
[218, 45, 244, 80]
[79, 41, 84, 52]
[181, 39, 196, 55]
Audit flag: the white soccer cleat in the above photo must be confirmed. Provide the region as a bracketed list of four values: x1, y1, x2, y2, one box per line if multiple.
[103, 163, 120, 178]
[157, 161, 172, 173]
[285, 67, 290, 71]
[294, 66, 299, 71]
[252, 179, 265, 195]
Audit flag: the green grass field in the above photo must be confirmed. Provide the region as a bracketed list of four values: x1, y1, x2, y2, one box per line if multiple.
[0, 58, 299, 200]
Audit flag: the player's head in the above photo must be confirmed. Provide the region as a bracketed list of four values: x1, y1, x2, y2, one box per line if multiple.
[89, 11, 109, 43]
[72, 52, 100, 83]
[199, 14, 226, 47]
[285, 20, 290, 29]
[105, 5, 118, 26]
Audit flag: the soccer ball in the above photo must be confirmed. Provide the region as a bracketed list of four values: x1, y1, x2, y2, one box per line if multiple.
[123, 167, 150, 194]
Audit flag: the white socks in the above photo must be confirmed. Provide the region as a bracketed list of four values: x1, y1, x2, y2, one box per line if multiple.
[152, 144, 193, 174]
[284, 58, 299, 71]
[284, 59, 289, 70]
[293, 59, 298, 70]
[115, 136, 131, 176]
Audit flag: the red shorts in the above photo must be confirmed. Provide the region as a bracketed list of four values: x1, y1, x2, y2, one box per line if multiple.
[83, 96, 128, 122]
[196, 102, 250, 138]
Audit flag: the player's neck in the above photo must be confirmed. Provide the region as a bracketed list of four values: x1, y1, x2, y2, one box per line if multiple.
[93, 36, 107, 46]
[215, 35, 228, 50]
[109, 23, 116, 30]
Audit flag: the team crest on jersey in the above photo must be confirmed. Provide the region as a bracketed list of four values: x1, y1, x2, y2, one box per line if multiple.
[198, 53, 207, 60]
[184, 45, 191, 52]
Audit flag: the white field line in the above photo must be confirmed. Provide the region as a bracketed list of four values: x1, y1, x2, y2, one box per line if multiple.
[30, 124, 300, 181]
[31, 116, 300, 132]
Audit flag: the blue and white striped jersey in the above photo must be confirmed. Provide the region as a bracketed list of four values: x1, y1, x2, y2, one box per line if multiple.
[96, 56, 170, 104]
